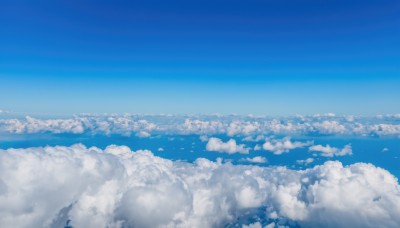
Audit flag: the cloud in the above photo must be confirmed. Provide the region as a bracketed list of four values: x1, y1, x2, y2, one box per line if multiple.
[253, 144, 262, 151]
[262, 137, 313, 155]
[206, 137, 249, 154]
[135, 131, 151, 138]
[1, 145, 400, 227]
[309, 144, 352, 157]
[1, 114, 400, 137]
[241, 156, 268, 164]
[296, 158, 314, 165]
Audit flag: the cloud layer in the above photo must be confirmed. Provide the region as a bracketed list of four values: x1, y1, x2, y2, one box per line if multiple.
[1, 113, 400, 137]
[1, 145, 400, 227]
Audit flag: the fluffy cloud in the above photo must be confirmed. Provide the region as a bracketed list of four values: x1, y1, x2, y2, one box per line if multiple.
[1, 114, 400, 137]
[1, 145, 400, 227]
[0, 115, 157, 136]
[206, 137, 249, 154]
[263, 137, 313, 155]
[241, 156, 268, 164]
[309, 144, 352, 157]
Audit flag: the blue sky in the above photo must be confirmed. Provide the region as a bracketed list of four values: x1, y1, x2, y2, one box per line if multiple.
[1, 0, 399, 115]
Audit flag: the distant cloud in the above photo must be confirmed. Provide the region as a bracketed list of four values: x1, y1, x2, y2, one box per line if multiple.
[1, 145, 400, 227]
[241, 156, 268, 164]
[309, 144, 352, 157]
[296, 158, 314, 165]
[1, 114, 400, 137]
[263, 137, 313, 155]
[206, 137, 249, 154]
[253, 144, 262, 151]
[135, 131, 151, 138]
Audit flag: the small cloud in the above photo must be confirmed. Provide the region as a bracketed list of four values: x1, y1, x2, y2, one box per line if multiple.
[135, 131, 151, 138]
[297, 158, 314, 165]
[253, 144, 262, 151]
[206, 137, 249, 154]
[157, 147, 164, 152]
[382, 148, 389, 152]
[240, 156, 268, 164]
[309, 144, 352, 157]
[263, 137, 313, 155]
[199, 135, 209, 142]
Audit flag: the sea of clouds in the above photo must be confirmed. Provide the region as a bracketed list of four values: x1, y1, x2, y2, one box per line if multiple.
[0, 113, 400, 137]
[1, 144, 400, 228]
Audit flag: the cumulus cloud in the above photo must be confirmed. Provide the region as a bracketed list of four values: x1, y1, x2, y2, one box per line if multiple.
[241, 156, 268, 164]
[1, 145, 400, 227]
[1, 114, 400, 137]
[206, 137, 250, 154]
[309, 144, 352, 157]
[262, 137, 313, 155]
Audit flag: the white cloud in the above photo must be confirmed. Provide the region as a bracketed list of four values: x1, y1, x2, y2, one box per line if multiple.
[199, 135, 209, 142]
[309, 144, 352, 157]
[296, 158, 314, 165]
[135, 131, 151, 138]
[158, 147, 164, 152]
[1, 145, 400, 227]
[253, 144, 262, 151]
[263, 137, 313, 155]
[1, 114, 400, 137]
[241, 156, 268, 164]
[206, 137, 249, 154]
[310, 120, 346, 135]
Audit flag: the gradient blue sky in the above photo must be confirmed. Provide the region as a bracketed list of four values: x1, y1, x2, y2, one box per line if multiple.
[1, 0, 399, 115]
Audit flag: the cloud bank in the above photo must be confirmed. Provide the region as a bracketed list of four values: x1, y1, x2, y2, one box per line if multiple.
[1, 113, 400, 137]
[1, 145, 400, 227]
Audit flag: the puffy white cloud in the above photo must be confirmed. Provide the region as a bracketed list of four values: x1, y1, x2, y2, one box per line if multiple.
[309, 144, 352, 157]
[241, 156, 268, 164]
[1, 145, 400, 227]
[206, 137, 249, 154]
[263, 137, 313, 155]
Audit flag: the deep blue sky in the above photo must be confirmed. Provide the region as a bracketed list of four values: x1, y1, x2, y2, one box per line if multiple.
[1, 0, 399, 115]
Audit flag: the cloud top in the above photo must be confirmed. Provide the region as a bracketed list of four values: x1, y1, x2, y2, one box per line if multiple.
[1, 114, 400, 137]
[1, 144, 400, 227]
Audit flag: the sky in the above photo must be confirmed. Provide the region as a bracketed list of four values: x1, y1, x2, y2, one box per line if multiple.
[1, 2, 400, 226]
[1, 0, 399, 115]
